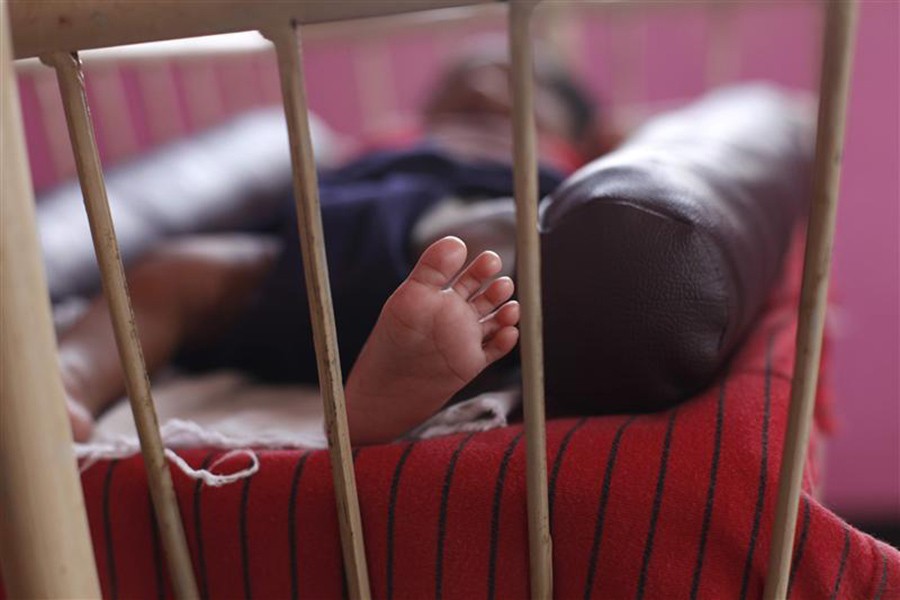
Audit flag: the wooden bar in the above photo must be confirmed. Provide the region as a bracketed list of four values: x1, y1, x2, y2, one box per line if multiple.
[12, 0, 735, 71]
[8, 0, 744, 63]
[608, 8, 645, 125]
[705, 3, 739, 88]
[267, 25, 372, 600]
[43, 51, 199, 600]
[0, 4, 101, 596]
[12, 6, 510, 74]
[538, 3, 587, 80]
[508, 2, 553, 598]
[354, 39, 396, 131]
[763, 2, 858, 599]
[9, 0, 492, 59]
[304, 3, 505, 43]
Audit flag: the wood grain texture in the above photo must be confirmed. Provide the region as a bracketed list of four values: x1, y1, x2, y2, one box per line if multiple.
[508, 2, 553, 598]
[764, 2, 858, 599]
[44, 51, 199, 600]
[0, 4, 101, 596]
[267, 25, 371, 600]
[9, 0, 492, 59]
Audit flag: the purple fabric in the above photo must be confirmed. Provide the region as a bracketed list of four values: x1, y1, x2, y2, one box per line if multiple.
[176, 145, 563, 383]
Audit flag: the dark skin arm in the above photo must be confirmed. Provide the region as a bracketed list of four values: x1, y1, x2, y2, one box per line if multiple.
[59, 234, 278, 420]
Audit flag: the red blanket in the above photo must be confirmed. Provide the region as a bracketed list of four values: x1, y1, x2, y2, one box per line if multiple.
[5, 244, 899, 599]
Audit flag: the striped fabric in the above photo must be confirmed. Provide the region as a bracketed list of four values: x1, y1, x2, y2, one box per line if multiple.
[3, 239, 894, 599]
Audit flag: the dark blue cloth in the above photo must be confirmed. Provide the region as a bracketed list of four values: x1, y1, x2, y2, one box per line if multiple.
[178, 146, 564, 383]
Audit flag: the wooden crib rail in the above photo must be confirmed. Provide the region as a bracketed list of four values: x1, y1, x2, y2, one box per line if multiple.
[40, 51, 200, 599]
[509, 1, 553, 597]
[0, 5, 101, 597]
[266, 25, 372, 599]
[764, 1, 858, 598]
[8, 0, 493, 60]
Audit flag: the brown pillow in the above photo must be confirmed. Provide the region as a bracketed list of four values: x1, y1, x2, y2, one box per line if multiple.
[540, 85, 814, 414]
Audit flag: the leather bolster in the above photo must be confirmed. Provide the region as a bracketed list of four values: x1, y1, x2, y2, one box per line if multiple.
[540, 85, 814, 414]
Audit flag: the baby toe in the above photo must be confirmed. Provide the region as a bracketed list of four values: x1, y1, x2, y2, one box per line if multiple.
[409, 236, 468, 288]
[451, 251, 502, 298]
[471, 276, 514, 317]
[481, 301, 520, 339]
[484, 326, 519, 364]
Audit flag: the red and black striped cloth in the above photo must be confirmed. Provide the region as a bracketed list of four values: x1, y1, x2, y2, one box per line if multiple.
[4, 242, 898, 599]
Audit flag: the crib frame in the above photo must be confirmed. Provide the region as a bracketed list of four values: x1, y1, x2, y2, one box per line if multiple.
[0, 1, 856, 598]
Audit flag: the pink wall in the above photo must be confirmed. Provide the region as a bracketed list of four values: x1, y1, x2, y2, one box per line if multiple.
[826, 1, 899, 519]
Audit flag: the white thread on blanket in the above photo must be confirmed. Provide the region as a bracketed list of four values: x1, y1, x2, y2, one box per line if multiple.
[76, 420, 266, 486]
[165, 448, 259, 487]
[79, 447, 258, 487]
[78, 444, 258, 487]
[75, 389, 520, 485]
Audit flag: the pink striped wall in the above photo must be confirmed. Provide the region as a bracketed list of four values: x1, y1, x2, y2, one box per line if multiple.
[826, 1, 899, 519]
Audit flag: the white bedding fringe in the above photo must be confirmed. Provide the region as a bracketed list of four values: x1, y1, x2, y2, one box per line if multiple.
[75, 420, 267, 486]
[75, 389, 519, 486]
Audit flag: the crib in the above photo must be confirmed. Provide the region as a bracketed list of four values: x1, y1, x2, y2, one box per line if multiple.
[0, 1, 858, 599]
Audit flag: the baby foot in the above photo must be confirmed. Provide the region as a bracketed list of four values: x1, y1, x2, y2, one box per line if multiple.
[345, 237, 519, 445]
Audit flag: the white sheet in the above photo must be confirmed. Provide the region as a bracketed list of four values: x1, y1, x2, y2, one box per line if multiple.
[81, 371, 519, 463]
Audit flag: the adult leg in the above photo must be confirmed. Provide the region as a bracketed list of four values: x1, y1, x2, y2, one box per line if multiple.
[60, 234, 278, 440]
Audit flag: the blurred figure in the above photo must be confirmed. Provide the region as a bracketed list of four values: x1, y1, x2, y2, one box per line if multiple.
[422, 36, 606, 173]
[59, 37, 607, 445]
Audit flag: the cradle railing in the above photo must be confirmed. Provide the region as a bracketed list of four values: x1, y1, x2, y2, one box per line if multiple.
[0, 1, 856, 599]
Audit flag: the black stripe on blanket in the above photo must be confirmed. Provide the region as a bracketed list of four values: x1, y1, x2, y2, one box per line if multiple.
[240, 459, 255, 600]
[487, 432, 524, 600]
[549, 418, 589, 528]
[194, 451, 217, 599]
[636, 409, 679, 600]
[691, 374, 729, 599]
[103, 459, 120, 600]
[787, 495, 812, 597]
[873, 544, 889, 600]
[740, 330, 775, 600]
[435, 433, 476, 600]
[387, 442, 416, 600]
[289, 452, 312, 600]
[830, 527, 851, 600]
[583, 416, 636, 600]
[148, 493, 165, 600]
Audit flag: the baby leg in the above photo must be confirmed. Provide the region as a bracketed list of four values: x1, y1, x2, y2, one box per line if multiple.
[345, 236, 519, 445]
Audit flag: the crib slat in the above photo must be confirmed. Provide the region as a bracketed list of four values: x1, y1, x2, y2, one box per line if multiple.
[9, 0, 494, 60]
[0, 7, 102, 597]
[763, 2, 858, 599]
[267, 26, 372, 600]
[43, 52, 200, 600]
[705, 3, 739, 89]
[508, 2, 553, 598]
[354, 38, 396, 132]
